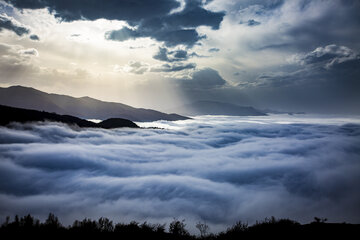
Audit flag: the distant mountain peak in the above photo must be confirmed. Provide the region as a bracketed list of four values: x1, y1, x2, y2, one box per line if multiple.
[7, 85, 41, 91]
[170, 100, 266, 116]
[79, 96, 93, 100]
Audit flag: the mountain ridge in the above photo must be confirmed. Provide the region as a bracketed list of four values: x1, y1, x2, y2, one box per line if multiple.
[0, 85, 189, 122]
[0, 104, 139, 129]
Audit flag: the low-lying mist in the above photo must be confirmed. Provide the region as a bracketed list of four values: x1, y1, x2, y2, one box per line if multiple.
[0, 115, 359, 232]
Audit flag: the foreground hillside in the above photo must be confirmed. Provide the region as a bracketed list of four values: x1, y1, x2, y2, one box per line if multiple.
[0, 105, 139, 129]
[0, 86, 189, 122]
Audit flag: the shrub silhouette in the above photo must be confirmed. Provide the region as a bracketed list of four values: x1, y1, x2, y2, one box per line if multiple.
[1, 214, 359, 239]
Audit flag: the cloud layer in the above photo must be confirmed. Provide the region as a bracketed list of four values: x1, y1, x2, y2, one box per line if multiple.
[0, 115, 360, 231]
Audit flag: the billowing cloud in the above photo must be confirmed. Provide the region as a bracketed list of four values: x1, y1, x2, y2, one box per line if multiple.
[151, 62, 196, 73]
[0, 115, 360, 231]
[114, 61, 149, 75]
[251, 44, 360, 88]
[221, 44, 360, 113]
[153, 47, 199, 62]
[0, 43, 39, 82]
[289, 44, 360, 69]
[114, 60, 196, 75]
[0, 13, 29, 36]
[179, 68, 227, 89]
[6, 0, 224, 47]
[154, 47, 186, 62]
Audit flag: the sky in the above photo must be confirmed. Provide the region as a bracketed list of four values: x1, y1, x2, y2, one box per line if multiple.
[1, 115, 360, 232]
[0, 0, 360, 113]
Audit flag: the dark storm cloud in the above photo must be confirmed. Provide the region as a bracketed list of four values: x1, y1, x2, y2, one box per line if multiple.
[106, 27, 206, 47]
[29, 34, 40, 41]
[104, 0, 224, 47]
[233, 0, 360, 52]
[152, 47, 200, 63]
[179, 68, 227, 89]
[290, 44, 359, 69]
[104, 27, 139, 42]
[153, 47, 187, 62]
[229, 0, 284, 11]
[106, 0, 224, 47]
[5, 0, 180, 22]
[0, 13, 29, 36]
[6, 0, 224, 47]
[255, 44, 360, 88]
[283, 1, 360, 51]
[163, 0, 224, 30]
[0, 116, 360, 229]
[225, 44, 360, 113]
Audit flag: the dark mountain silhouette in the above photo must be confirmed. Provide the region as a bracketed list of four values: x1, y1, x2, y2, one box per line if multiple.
[171, 100, 266, 116]
[98, 118, 139, 129]
[0, 105, 139, 129]
[0, 86, 189, 122]
[261, 108, 306, 115]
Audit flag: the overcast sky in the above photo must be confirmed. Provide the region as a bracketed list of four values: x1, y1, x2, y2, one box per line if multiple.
[0, 0, 359, 113]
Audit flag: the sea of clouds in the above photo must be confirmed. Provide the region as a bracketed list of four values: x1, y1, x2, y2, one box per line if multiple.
[0, 115, 359, 232]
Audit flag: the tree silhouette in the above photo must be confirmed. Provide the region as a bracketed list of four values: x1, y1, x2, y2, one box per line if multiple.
[44, 213, 62, 229]
[98, 217, 114, 232]
[313, 217, 328, 223]
[169, 218, 189, 236]
[196, 221, 209, 238]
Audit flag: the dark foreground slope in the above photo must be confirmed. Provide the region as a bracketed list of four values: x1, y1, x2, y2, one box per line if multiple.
[0, 105, 139, 129]
[0, 86, 189, 121]
[0, 215, 359, 239]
